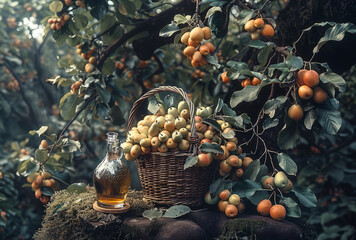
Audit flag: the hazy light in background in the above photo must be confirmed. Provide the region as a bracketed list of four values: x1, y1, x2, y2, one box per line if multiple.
[21, 16, 44, 41]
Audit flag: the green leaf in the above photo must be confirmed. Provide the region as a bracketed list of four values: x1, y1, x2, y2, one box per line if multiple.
[205, 55, 221, 68]
[258, 44, 274, 67]
[215, 98, 224, 113]
[292, 188, 317, 208]
[277, 117, 299, 150]
[286, 55, 303, 71]
[202, 118, 222, 132]
[49, 1, 63, 13]
[236, 9, 255, 25]
[17, 159, 39, 176]
[248, 190, 269, 205]
[40, 187, 55, 197]
[60, 94, 84, 121]
[277, 153, 297, 176]
[209, 178, 227, 198]
[221, 129, 235, 139]
[249, 40, 267, 49]
[304, 109, 317, 130]
[31, 126, 48, 137]
[148, 100, 160, 115]
[205, 6, 222, 20]
[232, 179, 262, 198]
[66, 183, 87, 194]
[222, 103, 236, 116]
[244, 160, 260, 181]
[173, 14, 190, 25]
[122, 0, 136, 15]
[35, 149, 48, 163]
[142, 208, 163, 221]
[163, 205, 191, 218]
[316, 108, 342, 135]
[313, 22, 356, 54]
[184, 156, 198, 170]
[319, 72, 346, 93]
[101, 58, 115, 75]
[263, 118, 279, 129]
[159, 23, 179, 37]
[200, 143, 224, 154]
[231, 80, 279, 108]
[282, 197, 301, 218]
[73, 13, 88, 29]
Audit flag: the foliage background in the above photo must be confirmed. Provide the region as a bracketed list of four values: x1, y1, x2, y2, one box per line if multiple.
[0, 0, 355, 239]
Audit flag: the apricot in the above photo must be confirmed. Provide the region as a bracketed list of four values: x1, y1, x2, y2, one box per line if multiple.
[225, 204, 238, 218]
[257, 199, 272, 216]
[197, 153, 211, 167]
[261, 24, 274, 37]
[202, 27, 211, 40]
[298, 85, 313, 100]
[270, 204, 286, 221]
[190, 27, 204, 42]
[288, 104, 303, 121]
[219, 189, 231, 201]
[218, 200, 229, 212]
[313, 87, 328, 104]
[254, 18, 265, 28]
[181, 32, 190, 45]
[244, 20, 256, 32]
[303, 70, 319, 87]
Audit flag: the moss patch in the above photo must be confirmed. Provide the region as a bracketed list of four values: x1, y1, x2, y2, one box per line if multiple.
[217, 218, 265, 240]
[34, 187, 153, 240]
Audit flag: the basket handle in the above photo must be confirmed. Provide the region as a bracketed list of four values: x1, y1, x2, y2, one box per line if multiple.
[127, 86, 198, 153]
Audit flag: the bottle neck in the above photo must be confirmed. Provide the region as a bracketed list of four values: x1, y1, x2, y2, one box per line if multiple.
[106, 141, 122, 160]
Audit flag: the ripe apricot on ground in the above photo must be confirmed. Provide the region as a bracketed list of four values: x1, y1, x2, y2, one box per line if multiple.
[303, 70, 319, 87]
[244, 20, 256, 32]
[261, 24, 274, 37]
[225, 204, 238, 218]
[270, 204, 286, 221]
[288, 104, 303, 121]
[254, 18, 265, 28]
[298, 85, 313, 100]
[257, 199, 272, 216]
[219, 189, 231, 201]
[190, 27, 204, 42]
[313, 87, 328, 104]
[221, 72, 230, 83]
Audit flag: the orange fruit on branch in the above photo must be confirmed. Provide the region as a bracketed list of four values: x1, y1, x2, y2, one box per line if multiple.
[303, 70, 319, 87]
[270, 204, 286, 221]
[261, 24, 274, 38]
[288, 104, 303, 121]
[254, 18, 265, 28]
[257, 199, 272, 216]
[297, 69, 307, 86]
[298, 85, 313, 100]
[244, 19, 256, 32]
[190, 27, 204, 42]
[313, 87, 328, 104]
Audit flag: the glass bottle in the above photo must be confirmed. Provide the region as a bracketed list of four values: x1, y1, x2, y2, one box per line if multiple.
[93, 132, 131, 208]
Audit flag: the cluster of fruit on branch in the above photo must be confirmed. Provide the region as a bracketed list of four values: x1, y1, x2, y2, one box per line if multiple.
[75, 45, 98, 73]
[181, 27, 215, 68]
[244, 17, 275, 40]
[26, 140, 58, 204]
[288, 69, 327, 121]
[48, 14, 70, 31]
[220, 71, 261, 87]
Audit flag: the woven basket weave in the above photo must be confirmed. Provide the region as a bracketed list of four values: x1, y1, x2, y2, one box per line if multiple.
[127, 86, 214, 207]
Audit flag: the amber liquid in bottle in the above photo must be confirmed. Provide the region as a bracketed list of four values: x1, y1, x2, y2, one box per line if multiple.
[93, 133, 131, 208]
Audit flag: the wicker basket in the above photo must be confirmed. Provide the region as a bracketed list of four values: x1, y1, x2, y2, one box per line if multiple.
[127, 86, 214, 207]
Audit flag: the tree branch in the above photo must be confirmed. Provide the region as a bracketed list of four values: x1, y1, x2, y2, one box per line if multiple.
[97, 0, 195, 66]
[3, 58, 39, 126]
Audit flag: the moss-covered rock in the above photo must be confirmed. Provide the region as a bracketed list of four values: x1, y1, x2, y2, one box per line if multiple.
[217, 218, 265, 240]
[34, 187, 153, 240]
